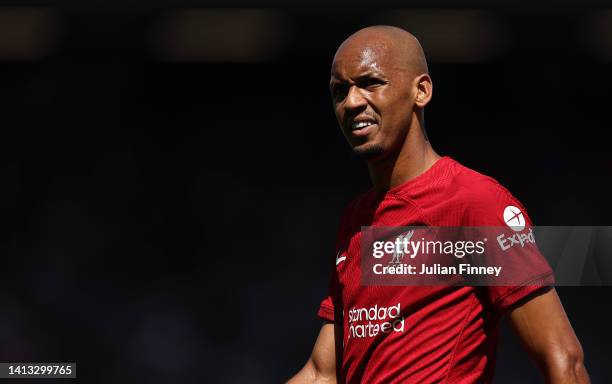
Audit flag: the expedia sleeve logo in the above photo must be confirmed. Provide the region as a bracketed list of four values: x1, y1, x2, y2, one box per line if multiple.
[498, 206, 536, 251]
[497, 227, 536, 251]
[503, 205, 526, 232]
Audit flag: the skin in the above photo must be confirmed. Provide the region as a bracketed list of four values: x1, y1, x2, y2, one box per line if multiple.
[289, 26, 589, 383]
[288, 323, 340, 384]
[328, 25, 438, 191]
[509, 289, 590, 384]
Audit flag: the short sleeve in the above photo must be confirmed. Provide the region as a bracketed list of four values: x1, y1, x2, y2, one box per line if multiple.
[317, 272, 339, 322]
[317, 197, 360, 322]
[463, 180, 555, 311]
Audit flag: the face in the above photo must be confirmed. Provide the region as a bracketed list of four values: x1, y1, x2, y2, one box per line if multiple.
[330, 41, 416, 160]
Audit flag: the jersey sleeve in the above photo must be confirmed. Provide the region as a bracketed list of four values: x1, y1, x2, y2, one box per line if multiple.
[317, 268, 340, 322]
[317, 197, 358, 322]
[463, 179, 555, 311]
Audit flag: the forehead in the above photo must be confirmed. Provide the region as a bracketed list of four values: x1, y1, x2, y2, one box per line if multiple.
[331, 41, 395, 79]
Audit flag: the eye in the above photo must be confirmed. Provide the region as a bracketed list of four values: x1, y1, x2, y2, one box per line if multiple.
[331, 84, 349, 101]
[361, 78, 386, 90]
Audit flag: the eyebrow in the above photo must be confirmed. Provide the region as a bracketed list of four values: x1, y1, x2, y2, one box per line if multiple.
[330, 70, 386, 85]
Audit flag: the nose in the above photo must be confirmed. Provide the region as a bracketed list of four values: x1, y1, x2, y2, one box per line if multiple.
[344, 85, 367, 112]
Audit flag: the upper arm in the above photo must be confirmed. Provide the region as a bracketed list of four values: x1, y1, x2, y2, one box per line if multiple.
[288, 322, 341, 384]
[508, 288, 589, 383]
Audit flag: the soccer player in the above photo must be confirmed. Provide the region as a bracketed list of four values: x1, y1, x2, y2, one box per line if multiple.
[288, 26, 589, 383]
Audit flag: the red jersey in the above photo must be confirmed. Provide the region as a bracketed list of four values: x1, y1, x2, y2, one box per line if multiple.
[318, 156, 554, 383]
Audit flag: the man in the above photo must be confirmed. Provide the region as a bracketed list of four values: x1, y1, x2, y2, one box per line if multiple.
[288, 26, 589, 383]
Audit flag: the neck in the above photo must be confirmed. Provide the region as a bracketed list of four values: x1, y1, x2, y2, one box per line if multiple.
[367, 120, 440, 192]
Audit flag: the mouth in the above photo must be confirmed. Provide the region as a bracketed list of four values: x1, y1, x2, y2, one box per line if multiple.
[349, 118, 378, 137]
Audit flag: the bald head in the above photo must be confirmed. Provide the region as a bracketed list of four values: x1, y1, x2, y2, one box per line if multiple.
[334, 26, 428, 77]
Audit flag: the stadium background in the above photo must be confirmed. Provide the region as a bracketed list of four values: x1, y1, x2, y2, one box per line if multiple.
[0, 1, 611, 382]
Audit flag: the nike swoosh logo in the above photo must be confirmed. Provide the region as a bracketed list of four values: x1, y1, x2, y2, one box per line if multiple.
[336, 251, 347, 266]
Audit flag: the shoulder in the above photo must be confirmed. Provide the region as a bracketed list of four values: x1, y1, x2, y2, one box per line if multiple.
[449, 160, 532, 226]
[452, 162, 516, 206]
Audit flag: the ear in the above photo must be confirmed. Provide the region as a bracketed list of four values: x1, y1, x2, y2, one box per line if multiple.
[414, 74, 433, 108]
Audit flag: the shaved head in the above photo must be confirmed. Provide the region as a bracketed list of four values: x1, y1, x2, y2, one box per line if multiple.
[333, 26, 428, 78]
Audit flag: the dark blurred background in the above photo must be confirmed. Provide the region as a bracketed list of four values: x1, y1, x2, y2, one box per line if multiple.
[0, 1, 611, 383]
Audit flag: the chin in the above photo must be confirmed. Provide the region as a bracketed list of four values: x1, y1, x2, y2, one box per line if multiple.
[351, 143, 386, 160]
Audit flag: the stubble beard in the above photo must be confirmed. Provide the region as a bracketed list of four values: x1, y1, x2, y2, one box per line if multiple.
[351, 143, 385, 160]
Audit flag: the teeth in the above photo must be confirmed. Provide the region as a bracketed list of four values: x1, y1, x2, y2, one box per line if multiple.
[352, 121, 374, 130]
